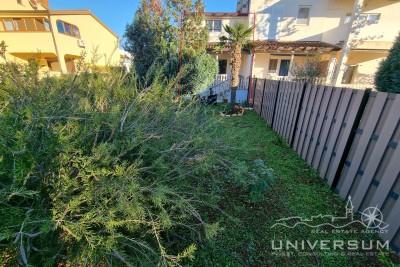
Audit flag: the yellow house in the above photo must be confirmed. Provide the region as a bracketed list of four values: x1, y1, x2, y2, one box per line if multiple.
[206, 0, 400, 88]
[0, 0, 121, 74]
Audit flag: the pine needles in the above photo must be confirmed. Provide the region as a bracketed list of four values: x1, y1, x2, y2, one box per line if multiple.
[0, 65, 229, 266]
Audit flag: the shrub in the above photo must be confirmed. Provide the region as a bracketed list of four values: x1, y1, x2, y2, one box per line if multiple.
[180, 53, 218, 94]
[230, 159, 275, 203]
[0, 64, 227, 266]
[291, 56, 325, 81]
[160, 52, 218, 94]
[375, 33, 400, 93]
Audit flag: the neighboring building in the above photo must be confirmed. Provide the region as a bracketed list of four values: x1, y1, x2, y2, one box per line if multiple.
[0, 0, 121, 75]
[120, 50, 133, 72]
[206, 0, 400, 87]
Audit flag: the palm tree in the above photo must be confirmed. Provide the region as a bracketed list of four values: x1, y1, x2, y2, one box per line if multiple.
[219, 23, 254, 106]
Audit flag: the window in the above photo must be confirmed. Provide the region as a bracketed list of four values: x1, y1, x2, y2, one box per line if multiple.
[56, 20, 81, 38]
[44, 19, 50, 31]
[72, 26, 81, 38]
[207, 19, 222, 32]
[359, 13, 381, 24]
[344, 13, 352, 24]
[3, 19, 14, 31]
[25, 18, 36, 31]
[64, 23, 71, 34]
[268, 59, 278, 73]
[213, 20, 222, 31]
[207, 20, 212, 31]
[297, 6, 311, 25]
[35, 18, 46, 31]
[268, 58, 292, 76]
[56, 20, 65, 33]
[0, 17, 50, 32]
[13, 18, 26, 31]
[279, 60, 291, 77]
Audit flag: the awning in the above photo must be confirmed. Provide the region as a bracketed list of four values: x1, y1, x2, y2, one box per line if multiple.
[208, 40, 341, 53]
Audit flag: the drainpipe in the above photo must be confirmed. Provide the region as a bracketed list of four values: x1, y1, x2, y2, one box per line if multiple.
[246, 2, 257, 105]
[248, 0, 256, 80]
[249, 12, 256, 79]
[244, 0, 257, 105]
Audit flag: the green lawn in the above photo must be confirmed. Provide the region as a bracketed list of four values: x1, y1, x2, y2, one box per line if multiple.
[190, 109, 399, 267]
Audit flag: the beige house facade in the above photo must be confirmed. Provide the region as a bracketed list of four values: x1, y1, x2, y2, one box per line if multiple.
[206, 0, 400, 88]
[0, 0, 122, 75]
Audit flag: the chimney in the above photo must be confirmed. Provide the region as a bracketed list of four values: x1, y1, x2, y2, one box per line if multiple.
[40, 0, 49, 9]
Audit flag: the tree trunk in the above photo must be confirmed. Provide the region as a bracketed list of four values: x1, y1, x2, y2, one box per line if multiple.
[230, 87, 237, 105]
[230, 43, 242, 108]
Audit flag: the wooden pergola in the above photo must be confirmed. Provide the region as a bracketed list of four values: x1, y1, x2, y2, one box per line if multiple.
[208, 40, 341, 54]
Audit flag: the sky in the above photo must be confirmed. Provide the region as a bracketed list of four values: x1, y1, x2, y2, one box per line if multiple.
[50, 0, 236, 39]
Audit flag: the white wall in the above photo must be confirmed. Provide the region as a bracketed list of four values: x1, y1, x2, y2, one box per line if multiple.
[250, 0, 353, 44]
[1, 0, 47, 11]
[215, 52, 253, 78]
[352, 0, 400, 49]
[207, 16, 249, 42]
[346, 50, 387, 85]
[247, 0, 399, 47]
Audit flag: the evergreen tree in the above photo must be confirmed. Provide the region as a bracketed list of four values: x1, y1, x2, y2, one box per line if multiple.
[125, 0, 214, 93]
[167, 0, 208, 55]
[124, 0, 171, 80]
[375, 33, 400, 93]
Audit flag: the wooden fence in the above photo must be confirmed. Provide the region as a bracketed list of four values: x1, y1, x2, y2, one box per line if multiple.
[251, 78, 400, 254]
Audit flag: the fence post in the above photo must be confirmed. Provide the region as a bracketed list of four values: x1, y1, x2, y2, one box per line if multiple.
[271, 80, 282, 128]
[330, 89, 372, 190]
[290, 81, 308, 147]
[247, 76, 252, 105]
[251, 78, 258, 107]
[259, 79, 267, 116]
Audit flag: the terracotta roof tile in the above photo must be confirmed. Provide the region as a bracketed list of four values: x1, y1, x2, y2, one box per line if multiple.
[208, 40, 341, 52]
[204, 12, 248, 17]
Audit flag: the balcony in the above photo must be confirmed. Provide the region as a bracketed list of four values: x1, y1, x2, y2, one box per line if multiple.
[1, 31, 56, 55]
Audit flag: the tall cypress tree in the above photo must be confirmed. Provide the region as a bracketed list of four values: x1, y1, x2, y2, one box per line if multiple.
[124, 0, 171, 79]
[375, 33, 400, 93]
[167, 0, 208, 55]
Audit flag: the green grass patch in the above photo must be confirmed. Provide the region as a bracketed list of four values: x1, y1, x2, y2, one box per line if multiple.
[191, 109, 399, 267]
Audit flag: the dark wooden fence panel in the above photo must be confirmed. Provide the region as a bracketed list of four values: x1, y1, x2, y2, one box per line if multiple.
[253, 79, 265, 115]
[305, 86, 333, 166]
[260, 80, 279, 126]
[287, 81, 305, 144]
[335, 93, 400, 246]
[252, 80, 400, 254]
[293, 86, 365, 185]
[310, 88, 343, 171]
[247, 78, 256, 106]
[321, 89, 365, 186]
[294, 83, 319, 156]
[272, 81, 304, 142]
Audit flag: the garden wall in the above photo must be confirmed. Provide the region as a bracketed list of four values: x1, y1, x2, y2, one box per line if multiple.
[250, 78, 400, 255]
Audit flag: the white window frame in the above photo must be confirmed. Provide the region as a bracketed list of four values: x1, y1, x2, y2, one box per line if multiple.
[359, 13, 381, 24]
[296, 6, 311, 25]
[3, 19, 15, 31]
[207, 19, 222, 32]
[268, 56, 292, 77]
[268, 59, 278, 73]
